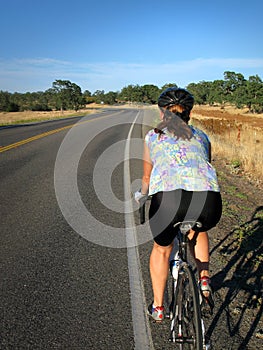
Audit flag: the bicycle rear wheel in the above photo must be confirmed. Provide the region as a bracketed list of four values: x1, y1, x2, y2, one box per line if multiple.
[170, 264, 203, 349]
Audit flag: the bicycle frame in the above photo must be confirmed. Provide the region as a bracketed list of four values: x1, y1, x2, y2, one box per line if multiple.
[168, 221, 211, 349]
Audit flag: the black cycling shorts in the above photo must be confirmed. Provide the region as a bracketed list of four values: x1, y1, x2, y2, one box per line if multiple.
[149, 189, 222, 246]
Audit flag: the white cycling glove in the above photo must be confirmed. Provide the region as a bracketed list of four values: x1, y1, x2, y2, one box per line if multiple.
[134, 190, 147, 204]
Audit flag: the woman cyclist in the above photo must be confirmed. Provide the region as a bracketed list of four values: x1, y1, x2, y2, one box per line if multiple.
[135, 87, 222, 321]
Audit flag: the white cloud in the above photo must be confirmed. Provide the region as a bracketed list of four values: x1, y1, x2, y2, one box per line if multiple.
[0, 57, 263, 92]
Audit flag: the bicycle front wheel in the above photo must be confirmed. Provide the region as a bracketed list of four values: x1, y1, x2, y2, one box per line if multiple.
[171, 264, 203, 350]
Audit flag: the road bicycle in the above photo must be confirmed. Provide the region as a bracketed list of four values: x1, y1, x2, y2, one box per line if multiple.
[139, 197, 212, 350]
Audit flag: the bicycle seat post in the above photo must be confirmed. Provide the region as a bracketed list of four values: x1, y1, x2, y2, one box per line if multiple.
[178, 222, 194, 262]
[179, 229, 188, 262]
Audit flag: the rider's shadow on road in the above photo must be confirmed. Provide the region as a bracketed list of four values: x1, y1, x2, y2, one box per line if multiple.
[208, 206, 263, 349]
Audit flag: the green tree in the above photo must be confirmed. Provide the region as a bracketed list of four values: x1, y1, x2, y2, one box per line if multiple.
[83, 90, 95, 104]
[92, 90, 105, 104]
[70, 83, 85, 111]
[52, 80, 71, 111]
[11, 92, 26, 111]
[1, 72, 263, 114]
[119, 85, 143, 103]
[83, 90, 91, 97]
[207, 80, 225, 105]
[245, 75, 263, 113]
[223, 71, 246, 103]
[52, 80, 84, 111]
[103, 91, 118, 105]
[0, 91, 11, 111]
[29, 91, 51, 111]
[187, 81, 210, 105]
[0, 91, 21, 112]
[44, 88, 58, 110]
[141, 84, 160, 104]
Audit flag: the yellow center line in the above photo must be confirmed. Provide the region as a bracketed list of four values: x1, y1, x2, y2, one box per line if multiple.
[0, 112, 121, 153]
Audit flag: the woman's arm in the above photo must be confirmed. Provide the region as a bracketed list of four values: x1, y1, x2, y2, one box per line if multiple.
[141, 141, 153, 195]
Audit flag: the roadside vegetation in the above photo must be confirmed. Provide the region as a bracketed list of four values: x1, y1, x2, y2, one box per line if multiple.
[1, 70, 263, 184]
[0, 109, 95, 125]
[1, 70, 262, 183]
[191, 107, 263, 185]
[1, 71, 263, 115]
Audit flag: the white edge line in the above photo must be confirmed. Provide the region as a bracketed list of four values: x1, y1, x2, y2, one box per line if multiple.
[124, 111, 154, 350]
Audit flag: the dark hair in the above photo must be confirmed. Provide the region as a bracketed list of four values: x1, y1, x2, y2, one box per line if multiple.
[155, 104, 193, 140]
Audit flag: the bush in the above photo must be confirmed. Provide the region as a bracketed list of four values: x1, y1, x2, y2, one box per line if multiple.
[6, 102, 20, 112]
[30, 104, 52, 111]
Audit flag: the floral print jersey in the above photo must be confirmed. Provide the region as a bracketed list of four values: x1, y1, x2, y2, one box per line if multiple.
[145, 126, 220, 195]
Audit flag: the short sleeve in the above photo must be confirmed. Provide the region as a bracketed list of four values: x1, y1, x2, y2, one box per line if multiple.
[144, 129, 155, 147]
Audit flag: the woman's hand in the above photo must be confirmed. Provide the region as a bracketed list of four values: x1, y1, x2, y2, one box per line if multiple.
[134, 190, 147, 204]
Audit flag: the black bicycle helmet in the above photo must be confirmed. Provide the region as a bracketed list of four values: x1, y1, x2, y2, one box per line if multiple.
[158, 87, 194, 111]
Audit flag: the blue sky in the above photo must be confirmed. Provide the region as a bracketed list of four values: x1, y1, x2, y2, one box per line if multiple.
[1, 0, 263, 93]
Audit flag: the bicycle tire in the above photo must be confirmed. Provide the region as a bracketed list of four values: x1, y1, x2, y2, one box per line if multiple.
[170, 264, 203, 350]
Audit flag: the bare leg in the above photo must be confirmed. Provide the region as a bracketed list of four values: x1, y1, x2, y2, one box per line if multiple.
[188, 230, 210, 297]
[149, 242, 173, 306]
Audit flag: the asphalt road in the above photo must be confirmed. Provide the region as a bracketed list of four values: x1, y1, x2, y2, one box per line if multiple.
[2, 108, 259, 350]
[0, 108, 154, 349]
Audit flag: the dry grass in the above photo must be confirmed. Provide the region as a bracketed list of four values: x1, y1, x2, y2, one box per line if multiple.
[191, 109, 263, 185]
[193, 104, 263, 119]
[0, 103, 144, 125]
[143, 104, 263, 183]
[0, 103, 110, 125]
[212, 125, 261, 178]
[0, 109, 89, 125]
